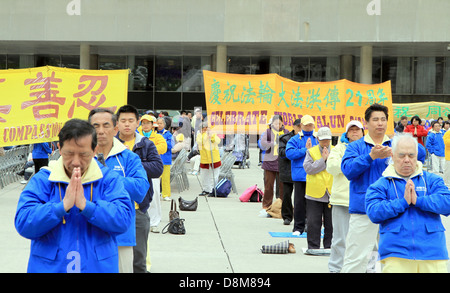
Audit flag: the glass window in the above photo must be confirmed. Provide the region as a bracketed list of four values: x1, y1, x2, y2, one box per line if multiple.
[61, 55, 80, 69]
[98, 56, 127, 70]
[227, 56, 251, 74]
[0, 55, 6, 69]
[155, 56, 181, 91]
[182, 56, 211, 92]
[444, 57, 450, 94]
[35, 55, 61, 67]
[250, 56, 270, 74]
[414, 57, 436, 94]
[290, 57, 309, 82]
[436, 57, 445, 94]
[354, 56, 381, 84]
[130, 56, 154, 91]
[325, 57, 340, 81]
[309, 57, 326, 81]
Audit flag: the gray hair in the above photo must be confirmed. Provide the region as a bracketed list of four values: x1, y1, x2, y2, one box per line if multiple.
[391, 132, 418, 155]
[156, 117, 166, 126]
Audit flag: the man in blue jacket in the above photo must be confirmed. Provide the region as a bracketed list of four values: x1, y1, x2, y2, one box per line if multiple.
[115, 105, 164, 273]
[32, 142, 53, 173]
[426, 120, 445, 174]
[15, 119, 133, 273]
[286, 115, 318, 235]
[88, 108, 150, 273]
[340, 103, 391, 273]
[366, 132, 450, 273]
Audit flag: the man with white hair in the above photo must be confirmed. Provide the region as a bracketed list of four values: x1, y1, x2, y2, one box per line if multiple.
[366, 132, 450, 273]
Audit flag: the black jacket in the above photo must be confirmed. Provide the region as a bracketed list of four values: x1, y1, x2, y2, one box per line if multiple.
[278, 130, 296, 183]
[116, 133, 164, 213]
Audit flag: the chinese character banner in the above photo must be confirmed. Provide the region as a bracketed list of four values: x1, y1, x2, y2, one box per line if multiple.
[203, 70, 394, 135]
[392, 101, 450, 122]
[0, 66, 128, 147]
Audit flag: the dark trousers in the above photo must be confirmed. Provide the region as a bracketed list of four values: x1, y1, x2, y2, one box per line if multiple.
[263, 170, 283, 209]
[133, 210, 150, 273]
[281, 181, 294, 222]
[293, 181, 307, 233]
[33, 158, 48, 174]
[306, 198, 333, 249]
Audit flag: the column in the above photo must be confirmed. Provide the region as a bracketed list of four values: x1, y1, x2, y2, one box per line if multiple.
[80, 43, 90, 69]
[359, 45, 373, 84]
[216, 44, 227, 73]
[340, 55, 354, 81]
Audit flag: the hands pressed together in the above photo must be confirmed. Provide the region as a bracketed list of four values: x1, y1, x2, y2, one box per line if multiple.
[403, 179, 417, 205]
[63, 167, 86, 212]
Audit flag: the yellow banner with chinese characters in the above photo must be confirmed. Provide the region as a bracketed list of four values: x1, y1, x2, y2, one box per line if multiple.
[203, 71, 394, 135]
[392, 101, 450, 122]
[0, 66, 128, 147]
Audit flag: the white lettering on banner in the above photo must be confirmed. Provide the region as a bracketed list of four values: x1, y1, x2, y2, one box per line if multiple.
[366, 0, 381, 16]
[66, 0, 81, 16]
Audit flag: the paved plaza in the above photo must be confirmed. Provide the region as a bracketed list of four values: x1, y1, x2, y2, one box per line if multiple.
[2, 147, 450, 275]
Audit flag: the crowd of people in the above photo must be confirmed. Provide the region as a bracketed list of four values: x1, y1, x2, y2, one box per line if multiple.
[11, 102, 450, 273]
[13, 105, 222, 273]
[259, 105, 450, 273]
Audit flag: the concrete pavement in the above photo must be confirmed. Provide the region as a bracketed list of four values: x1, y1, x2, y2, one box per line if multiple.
[2, 147, 450, 274]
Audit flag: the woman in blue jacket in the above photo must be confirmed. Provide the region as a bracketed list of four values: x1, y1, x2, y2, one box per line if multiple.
[366, 133, 450, 273]
[286, 115, 318, 235]
[32, 142, 52, 174]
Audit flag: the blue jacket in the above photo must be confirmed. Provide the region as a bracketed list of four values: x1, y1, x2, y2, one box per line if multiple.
[366, 163, 450, 261]
[426, 130, 445, 157]
[341, 135, 392, 214]
[157, 128, 173, 165]
[32, 142, 52, 159]
[15, 158, 133, 273]
[342, 135, 427, 214]
[285, 130, 318, 182]
[101, 137, 150, 247]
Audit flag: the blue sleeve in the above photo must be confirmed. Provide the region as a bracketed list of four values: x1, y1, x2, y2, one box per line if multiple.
[417, 143, 426, 164]
[341, 141, 373, 181]
[365, 178, 409, 224]
[425, 133, 434, 154]
[142, 140, 164, 179]
[15, 171, 67, 239]
[43, 142, 52, 154]
[286, 137, 307, 161]
[122, 151, 150, 204]
[81, 170, 133, 235]
[416, 173, 450, 216]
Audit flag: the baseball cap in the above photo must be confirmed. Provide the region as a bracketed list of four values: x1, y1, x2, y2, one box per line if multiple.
[301, 115, 314, 125]
[317, 127, 332, 140]
[293, 119, 301, 126]
[140, 114, 156, 123]
[345, 120, 364, 132]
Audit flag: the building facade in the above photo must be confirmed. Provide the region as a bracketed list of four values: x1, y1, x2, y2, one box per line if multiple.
[1, 0, 449, 112]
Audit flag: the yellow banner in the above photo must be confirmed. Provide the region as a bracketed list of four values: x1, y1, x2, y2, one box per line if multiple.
[0, 66, 128, 147]
[203, 71, 394, 135]
[392, 101, 450, 121]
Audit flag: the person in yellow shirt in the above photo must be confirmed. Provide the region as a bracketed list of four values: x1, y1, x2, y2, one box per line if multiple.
[138, 115, 167, 155]
[303, 127, 334, 253]
[197, 122, 221, 196]
[443, 129, 450, 187]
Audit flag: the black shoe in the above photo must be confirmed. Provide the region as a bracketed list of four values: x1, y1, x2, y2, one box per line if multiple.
[199, 191, 209, 196]
[207, 192, 216, 197]
[283, 219, 291, 225]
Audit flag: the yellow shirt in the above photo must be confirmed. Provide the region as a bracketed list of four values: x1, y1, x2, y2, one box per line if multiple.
[123, 138, 135, 151]
[122, 138, 139, 209]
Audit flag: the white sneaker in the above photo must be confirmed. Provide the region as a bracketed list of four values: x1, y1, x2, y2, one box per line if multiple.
[191, 171, 198, 176]
[150, 226, 160, 233]
[163, 197, 171, 201]
[20, 180, 28, 184]
[292, 231, 301, 236]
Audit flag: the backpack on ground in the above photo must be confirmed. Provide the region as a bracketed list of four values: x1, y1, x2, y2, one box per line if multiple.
[214, 178, 232, 197]
[239, 184, 263, 202]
